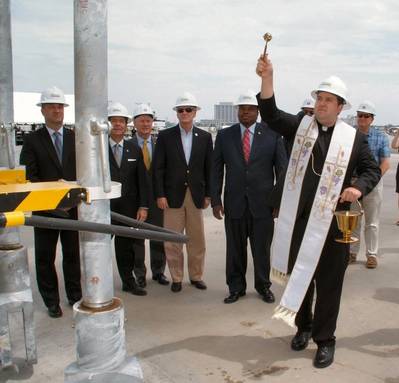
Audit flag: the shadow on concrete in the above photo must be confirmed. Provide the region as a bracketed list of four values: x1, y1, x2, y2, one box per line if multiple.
[340, 328, 399, 358]
[374, 288, 399, 305]
[138, 328, 399, 377]
[385, 378, 399, 383]
[0, 358, 34, 382]
[138, 334, 309, 377]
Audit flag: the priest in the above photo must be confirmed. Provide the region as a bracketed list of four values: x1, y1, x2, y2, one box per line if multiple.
[256, 54, 381, 368]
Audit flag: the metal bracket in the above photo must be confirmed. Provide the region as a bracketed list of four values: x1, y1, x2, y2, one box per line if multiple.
[90, 118, 112, 193]
[0, 122, 16, 169]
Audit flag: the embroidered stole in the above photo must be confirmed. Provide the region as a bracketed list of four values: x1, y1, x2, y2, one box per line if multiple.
[271, 116, 356, 327]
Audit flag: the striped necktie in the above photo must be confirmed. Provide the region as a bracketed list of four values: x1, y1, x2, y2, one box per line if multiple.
[142, 139, 151, 170]
[242, 128, 251, 163]
[53, 131, 62, 163]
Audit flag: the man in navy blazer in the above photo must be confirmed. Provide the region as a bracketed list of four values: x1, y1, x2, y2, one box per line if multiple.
[20, 86, 82, 318]
[152, 92, 213, 293]
[211, 91, 287, 304]
[108, 102, 148, 296]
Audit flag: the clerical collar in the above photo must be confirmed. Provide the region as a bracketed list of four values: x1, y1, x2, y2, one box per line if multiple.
[316, 121, 334, 132]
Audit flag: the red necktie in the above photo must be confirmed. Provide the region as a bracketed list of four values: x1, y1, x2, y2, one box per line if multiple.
[243, 128, 251, 163]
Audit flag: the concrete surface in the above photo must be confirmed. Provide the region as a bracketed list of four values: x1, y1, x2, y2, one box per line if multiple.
[1, 155, 399, 383]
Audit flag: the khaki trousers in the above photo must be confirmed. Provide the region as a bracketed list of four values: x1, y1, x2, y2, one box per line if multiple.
[351, 179, 383, 257]
[163, 189, 206, 282]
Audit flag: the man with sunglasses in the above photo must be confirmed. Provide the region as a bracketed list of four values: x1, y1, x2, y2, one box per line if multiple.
[152, 92, 213, 293]
[301, 98, 315, 116]
[349, 101, 390, 268]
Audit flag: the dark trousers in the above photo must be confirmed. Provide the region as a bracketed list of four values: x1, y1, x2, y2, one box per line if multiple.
[34, 225, 81, 308]
[134, 202, 166, 279]
[115, 235, 145, 287]
[294, 221, 349, 346]
[224, 202, 274, 293]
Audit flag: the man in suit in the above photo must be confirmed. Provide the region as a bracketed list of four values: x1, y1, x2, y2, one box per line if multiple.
[211, 91, 287, 304]
[20, 86, 82, 318]
[256, 55, 380, 368]
[131, 103, 169, 287]
[152, 92, 213, 293]
[108, 102, 148, 296]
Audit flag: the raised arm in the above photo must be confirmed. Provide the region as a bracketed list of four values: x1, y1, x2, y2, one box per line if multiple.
[256, 55, 302, 139]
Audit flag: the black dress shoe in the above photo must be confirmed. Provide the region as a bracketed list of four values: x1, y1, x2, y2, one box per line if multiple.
[122, 283, 147, 296]
[291, 331, 312, 351]
[48, 305, 63, 318]
[223, 291, 246, 304]
[190, 280, 207, 290]
[152, 273, 170, 285]
[137, 277, 147, 288]
[260, 288, 275, 303]
[171, 282, 182, 292]
[313, 345, 335, 368]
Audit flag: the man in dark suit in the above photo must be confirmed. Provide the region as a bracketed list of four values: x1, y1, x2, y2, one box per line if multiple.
[256, 55, 381, 368]
[152, 92, 213, 293]
[108, 102, 148, 296]
[211, 91, 287, 304]
[131, 103, 169, 287]
[20, 86, 81, 318]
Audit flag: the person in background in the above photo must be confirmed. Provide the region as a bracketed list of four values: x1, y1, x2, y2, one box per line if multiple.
[131, 103, 169, 287]
[301, 98, 315, 116]
[350, 101, 390, 268]
[391, 127, 399, 225]
[211, 91, 287, 304]
[152, 92, 213, 293]
[108, 102, 148, 296]
[20, 86, 81, 318]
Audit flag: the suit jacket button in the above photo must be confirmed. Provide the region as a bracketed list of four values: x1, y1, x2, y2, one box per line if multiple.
[184, 182, 188, 186]
[186, 170, 190, 174]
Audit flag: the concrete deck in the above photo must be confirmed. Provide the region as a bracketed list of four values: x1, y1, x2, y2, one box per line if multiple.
[2, 155, 399, 383]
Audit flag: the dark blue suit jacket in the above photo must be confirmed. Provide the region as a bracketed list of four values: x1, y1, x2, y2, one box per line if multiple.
[109, 139, 148, 219]
[211, 122, 287, 219]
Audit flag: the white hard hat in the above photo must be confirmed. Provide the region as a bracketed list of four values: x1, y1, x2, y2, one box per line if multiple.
[235, 90, 258, 106]
[301, 98, 315, 109]
[133, 103, 154, 119]
[37, 86, 69, 106]
[356, 100, 376, 116]
[108, 102, 131, 121]
[311, 75, 351, 110]
[173, 92, 201, 111]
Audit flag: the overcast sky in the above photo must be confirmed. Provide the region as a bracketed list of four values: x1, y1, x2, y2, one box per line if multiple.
[9, 0, 399, 124]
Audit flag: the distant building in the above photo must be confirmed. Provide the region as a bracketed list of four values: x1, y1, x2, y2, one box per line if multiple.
[214, 102, 238, 127]
[197, 119, 217, 127]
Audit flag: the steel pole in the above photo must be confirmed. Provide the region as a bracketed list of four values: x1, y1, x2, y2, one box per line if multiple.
[67, 1, 143, 381]
[0, 0, 36, 369]
[0, 0, 19, 248]
[74, 0, 113, 308]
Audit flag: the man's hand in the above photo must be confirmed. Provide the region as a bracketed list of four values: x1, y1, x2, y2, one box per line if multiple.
[256, 54, 273, 78]
[340, 187, 362, 203]
[212, 205, 224, 220]
[136, 208, 148, 222]
[203, 197, 211, 209]
[157, 197, 169, 210]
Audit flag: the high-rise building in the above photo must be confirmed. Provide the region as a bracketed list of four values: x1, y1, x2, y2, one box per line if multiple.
[214, 102, 238, 127]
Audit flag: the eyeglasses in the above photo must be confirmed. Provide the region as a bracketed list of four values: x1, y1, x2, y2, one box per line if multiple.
[357, 113, 373, 119]
[304, 110, 314, 116]
[177, 107, 194, 114]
